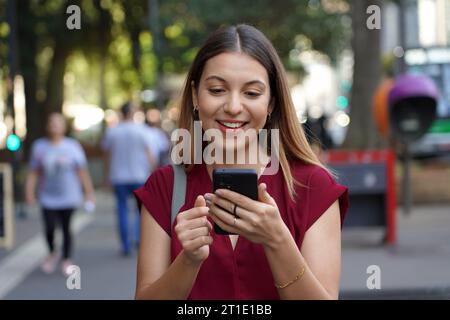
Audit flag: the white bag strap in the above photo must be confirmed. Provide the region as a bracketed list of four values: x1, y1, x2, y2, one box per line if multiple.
[170, 164, 187, 226]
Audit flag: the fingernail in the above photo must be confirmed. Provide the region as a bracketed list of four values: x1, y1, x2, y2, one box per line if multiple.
[205, 199, 211, 207]
[215, 189, 224, 196]
[204, 193, 213, 200]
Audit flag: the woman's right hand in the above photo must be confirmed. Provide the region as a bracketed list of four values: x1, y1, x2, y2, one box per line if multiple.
[175, 195, 213, 265]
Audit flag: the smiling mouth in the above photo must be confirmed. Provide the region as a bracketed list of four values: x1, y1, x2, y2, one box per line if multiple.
[216, 120, 248, 129]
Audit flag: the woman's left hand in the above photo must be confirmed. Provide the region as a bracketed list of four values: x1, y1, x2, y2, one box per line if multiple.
[204, 183, 290, 249]
[86, 192, 96, 204]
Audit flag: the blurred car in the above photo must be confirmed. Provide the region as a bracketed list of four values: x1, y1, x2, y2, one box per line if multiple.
[410, 118, 450, 159]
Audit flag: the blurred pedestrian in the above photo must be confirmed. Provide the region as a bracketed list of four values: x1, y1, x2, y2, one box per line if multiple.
[102, 102, 157, 256]
[303, 113, 335, 159]
[25, 112, 96, 276]
[145, 109, 171, 167]
[303, 114, 334, 154]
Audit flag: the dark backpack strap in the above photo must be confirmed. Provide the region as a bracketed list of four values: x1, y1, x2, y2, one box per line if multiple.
[171, 163, 187, 226]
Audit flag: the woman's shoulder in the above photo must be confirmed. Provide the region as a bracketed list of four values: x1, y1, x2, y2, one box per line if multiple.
[289, 159, 335, 187]
[146, 164, 174, 185]
[63, 137, 83, 148]
[136, 164, 175, 213]
[134, 164, 175, 236]
[30, 138, 48, 157]
[32, 137, 48, 147]
[289, 159, 349, 230]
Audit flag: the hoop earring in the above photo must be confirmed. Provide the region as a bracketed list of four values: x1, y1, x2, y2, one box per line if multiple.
[193, 106, 199, 120]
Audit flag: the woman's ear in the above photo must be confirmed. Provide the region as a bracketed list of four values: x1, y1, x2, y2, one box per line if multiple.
[191, 81, 199, 108]
[268, 97, 274, 115]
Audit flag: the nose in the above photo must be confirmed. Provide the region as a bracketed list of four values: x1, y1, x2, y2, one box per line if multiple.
[223, 93, 243, 115]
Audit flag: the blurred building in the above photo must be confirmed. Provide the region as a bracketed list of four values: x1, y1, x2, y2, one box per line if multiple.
[382, 0, 450, 52]
[382, 0, 450, 158]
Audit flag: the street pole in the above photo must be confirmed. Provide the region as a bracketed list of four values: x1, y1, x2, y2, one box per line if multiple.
[397, 0, 407, 74]
[6, 0, 17, 122]
[398, 0, 413, 215]
[402, 142, 412, 215]
[6, 0, 26, 219]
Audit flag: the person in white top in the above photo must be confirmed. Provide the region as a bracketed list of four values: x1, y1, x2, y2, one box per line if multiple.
[102, 102, 157, 255]
[144, 123, 170, 167]
[25, 113, 95, 276]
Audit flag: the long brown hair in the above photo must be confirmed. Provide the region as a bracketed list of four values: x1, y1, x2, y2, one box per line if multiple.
[177, 24, 329, 199]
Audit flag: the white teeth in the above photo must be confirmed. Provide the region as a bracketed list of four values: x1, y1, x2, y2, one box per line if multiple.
[220, 121, 245, 128]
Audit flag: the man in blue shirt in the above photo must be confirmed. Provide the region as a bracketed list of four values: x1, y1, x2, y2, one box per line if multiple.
[102, 102, 157, 256]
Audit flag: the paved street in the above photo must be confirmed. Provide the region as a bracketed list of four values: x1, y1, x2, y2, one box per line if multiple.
[0, 192, 137, 300]
[341, 205, 450, 299]
[1, 191, 450, 300]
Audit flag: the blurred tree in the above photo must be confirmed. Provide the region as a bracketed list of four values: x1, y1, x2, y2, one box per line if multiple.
[157, 0, 350, 72]
[15, 0, 115, 155]
[0, 0, 351, 156]
[343, 0, 384, 149]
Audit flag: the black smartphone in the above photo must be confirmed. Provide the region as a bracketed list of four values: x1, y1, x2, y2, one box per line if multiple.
[212, 168, 258, 235]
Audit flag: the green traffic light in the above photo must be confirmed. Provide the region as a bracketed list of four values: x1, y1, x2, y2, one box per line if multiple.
[6, 134, 21, 152]
[336, 95, 349, 110]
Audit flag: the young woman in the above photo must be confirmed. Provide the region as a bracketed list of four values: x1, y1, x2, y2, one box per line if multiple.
[134, 24, 348, 300]
[25, 112, 95, 276]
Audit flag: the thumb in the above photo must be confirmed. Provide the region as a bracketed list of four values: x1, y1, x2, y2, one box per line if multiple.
[194, 195, 206, 207]
[258, 183, 276, 206]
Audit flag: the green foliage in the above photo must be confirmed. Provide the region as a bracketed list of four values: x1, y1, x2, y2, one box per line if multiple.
[1, 0, 351, 111]
[156, 0, 350, 71]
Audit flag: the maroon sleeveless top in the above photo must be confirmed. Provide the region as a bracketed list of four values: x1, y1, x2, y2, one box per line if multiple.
[134, 160, 348, 300]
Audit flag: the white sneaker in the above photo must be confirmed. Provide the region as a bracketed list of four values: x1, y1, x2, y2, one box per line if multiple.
[61, 259, 75, 277]
[40, 253, 59, 274]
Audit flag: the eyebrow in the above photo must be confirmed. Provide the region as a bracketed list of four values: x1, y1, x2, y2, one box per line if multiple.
[204, 75, 266, 87]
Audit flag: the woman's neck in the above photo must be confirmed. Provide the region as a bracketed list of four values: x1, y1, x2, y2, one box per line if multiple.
[48, 135, 64, 145]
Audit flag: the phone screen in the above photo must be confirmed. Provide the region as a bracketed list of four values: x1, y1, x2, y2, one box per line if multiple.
[212, 168, 258, 235]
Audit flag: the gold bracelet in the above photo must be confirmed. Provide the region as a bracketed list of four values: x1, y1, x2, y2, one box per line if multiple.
[274, 265, 306, 289]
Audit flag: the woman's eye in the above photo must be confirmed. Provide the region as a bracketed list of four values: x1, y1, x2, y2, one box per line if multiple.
[208, 88, 225, 94]
[245, 91, 261, 97]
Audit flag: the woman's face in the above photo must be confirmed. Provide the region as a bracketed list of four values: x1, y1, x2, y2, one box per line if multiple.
[47, 113, 66, 138]
[193, 52, 272, 156]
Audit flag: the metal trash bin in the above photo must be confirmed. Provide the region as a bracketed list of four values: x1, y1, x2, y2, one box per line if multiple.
[323, 150, 397, 245]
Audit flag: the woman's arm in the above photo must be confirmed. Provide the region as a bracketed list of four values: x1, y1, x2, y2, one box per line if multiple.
[77, 168, 95, 202]
[207, 185, 342, 300]
[145, 147, 158, 171]
[264, 201, 341, 299]
[25, 169, 39, 204]
[135, 203, 211, 300]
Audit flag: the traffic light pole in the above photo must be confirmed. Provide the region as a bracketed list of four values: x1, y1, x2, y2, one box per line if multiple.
[398, 0, 412, 215]
[6, 0, 17, 120]
[402, 142, 412, 215]
[6, 0, 26, 219]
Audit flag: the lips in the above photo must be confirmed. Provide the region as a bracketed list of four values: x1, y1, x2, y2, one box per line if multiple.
[216, 120, 248, 132]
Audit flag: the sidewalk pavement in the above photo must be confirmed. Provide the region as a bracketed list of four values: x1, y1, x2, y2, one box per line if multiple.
[0, 191, 449, 299]
[340, 205, 450, 299]
[0, 191, 137, 300]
